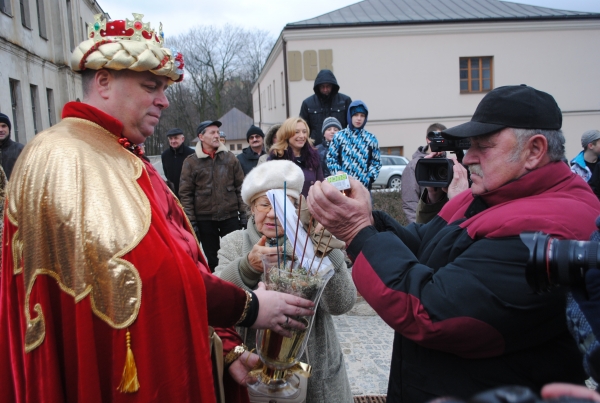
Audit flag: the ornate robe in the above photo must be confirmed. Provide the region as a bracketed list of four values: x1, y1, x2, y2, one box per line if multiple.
[0, 102, 249, 402]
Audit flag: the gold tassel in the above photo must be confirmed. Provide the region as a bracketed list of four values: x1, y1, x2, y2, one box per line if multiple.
[117, 329, 140, 393]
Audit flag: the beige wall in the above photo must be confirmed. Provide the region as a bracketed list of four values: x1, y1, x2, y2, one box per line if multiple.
[0, 0, 104, 143]
[254, 19, 600, 160]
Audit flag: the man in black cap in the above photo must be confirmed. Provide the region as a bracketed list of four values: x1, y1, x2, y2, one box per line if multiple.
[308, 85, 600, 402]
[299, 69, 352, 145]
[179, 120, 246, 272]
[160, 127, 195, 198]
[0, 112, 24, 180]
[237, 125, 265, 175]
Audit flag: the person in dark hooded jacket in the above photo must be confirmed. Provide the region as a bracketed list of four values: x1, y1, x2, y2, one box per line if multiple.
[299, 69, 352, 146]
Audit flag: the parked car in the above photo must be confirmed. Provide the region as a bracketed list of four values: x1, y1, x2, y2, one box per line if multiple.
[372, 155, 409, 189]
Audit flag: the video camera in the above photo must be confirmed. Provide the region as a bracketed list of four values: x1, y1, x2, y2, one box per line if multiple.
[415, 131, 471, 188]
[428, 385, 596, 403]
[520, 232, 599, 293]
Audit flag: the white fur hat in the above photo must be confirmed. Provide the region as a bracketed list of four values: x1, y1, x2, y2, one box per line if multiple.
[242, 160, 304, 205]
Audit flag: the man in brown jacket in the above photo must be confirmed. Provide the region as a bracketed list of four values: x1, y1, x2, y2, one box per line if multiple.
[179, 120, 247, 271]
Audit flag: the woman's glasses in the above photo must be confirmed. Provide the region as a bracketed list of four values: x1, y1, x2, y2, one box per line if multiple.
[254, 201, 273, 213]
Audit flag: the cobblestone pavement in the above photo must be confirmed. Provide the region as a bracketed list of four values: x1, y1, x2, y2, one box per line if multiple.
[333, 297, 394, 396]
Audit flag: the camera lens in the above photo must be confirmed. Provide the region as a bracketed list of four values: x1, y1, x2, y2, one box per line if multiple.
[520, 232, 600, 292]
[429, 165, 449, 182]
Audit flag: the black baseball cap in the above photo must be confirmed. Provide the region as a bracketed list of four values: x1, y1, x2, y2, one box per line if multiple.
[196, 120, 222, 135]
[442, 85, 562, 139]
[166, 128, 183, 137]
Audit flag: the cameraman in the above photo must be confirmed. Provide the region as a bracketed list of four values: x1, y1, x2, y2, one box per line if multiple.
[416, 153, 469, 224]
[308, 85, 600, 403]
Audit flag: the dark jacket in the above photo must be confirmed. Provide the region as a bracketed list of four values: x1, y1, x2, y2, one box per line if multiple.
[0, 138, 24, 180]
[401, 145, 430, 223]
[316, 141, 331, 177]
[236, 146, 265, 175]
[161, 143, 195, 198]
[348, 162, 598, 403]
[179, 143, 246, 223]
[299, 70, 352, 146]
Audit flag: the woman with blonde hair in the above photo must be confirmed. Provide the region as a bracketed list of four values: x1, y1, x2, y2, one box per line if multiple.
[268, 117, 323, 197]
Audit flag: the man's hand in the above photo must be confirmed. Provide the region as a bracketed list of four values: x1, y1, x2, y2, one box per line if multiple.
[228, 351, 260, 385]
[252, 282, 315, 338]
[191, 221, 200, 236]
[308, 177, 373, 244]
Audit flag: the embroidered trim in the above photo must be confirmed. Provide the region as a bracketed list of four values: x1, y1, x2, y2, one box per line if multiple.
[235, 290, 252, 326]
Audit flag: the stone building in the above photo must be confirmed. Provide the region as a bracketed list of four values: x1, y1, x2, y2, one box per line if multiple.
[0, 0, 105, 144]
[252, 0, 600, 158]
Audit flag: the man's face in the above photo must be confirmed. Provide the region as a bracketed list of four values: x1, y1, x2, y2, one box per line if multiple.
[324, 126, 339, 142]
[248, 134, 264, 150]
[462, 128, 529, 195]
[0, 123, 9, 141]
[105, 70, 170, 145]
[168, 134, 185, 149]
[352, 113, 366, 129]
[588, 140, 600, 156]
[199, 125, 221, 152]
[219, 136, 226, 145]
[319, 84, 333, 96]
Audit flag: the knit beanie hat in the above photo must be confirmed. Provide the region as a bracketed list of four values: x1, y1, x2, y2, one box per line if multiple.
[241, 160, 304, 205]
[246, 125, 265, 142]
[0, 113, 11, 133]
[582, 130, 600, 148]
[322, 117, 342, 135]
[350, 105, 367, 117]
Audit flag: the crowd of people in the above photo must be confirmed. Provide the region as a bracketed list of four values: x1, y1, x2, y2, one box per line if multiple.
[2, 11, 600, 403]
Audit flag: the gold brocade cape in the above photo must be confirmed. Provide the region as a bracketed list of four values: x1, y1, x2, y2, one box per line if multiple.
[6, 118, 149, 352]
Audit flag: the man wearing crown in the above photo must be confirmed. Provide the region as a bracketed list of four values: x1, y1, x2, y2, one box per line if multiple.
[0, 14, 315, 403]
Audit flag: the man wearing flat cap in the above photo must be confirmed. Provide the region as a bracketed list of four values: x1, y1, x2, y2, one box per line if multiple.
[179, 120, 247, 272]
[0, 13, 314, 403]
[161, 127, 194, 198]
[309, 84, 600, 402]
[237, 125, 266, 175]
[571, 129, 600, 198]
[0, 112, 24, 180]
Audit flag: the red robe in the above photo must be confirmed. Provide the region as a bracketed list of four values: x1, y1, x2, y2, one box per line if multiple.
[0, 102, 249, 402]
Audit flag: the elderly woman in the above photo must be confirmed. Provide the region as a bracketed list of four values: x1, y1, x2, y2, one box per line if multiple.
[268, 117, 323, 197]
[215, 160, 356, 403]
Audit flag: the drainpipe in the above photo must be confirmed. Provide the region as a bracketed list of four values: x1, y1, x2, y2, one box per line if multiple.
[283, 38, 290, 118]
[258, 82, 262, 127]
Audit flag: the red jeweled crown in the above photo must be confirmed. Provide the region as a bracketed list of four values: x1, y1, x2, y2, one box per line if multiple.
[88, 13, 164, 46]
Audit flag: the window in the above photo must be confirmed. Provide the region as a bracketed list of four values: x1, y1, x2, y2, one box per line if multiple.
[30, 85, 41, 134]
[1, 0, 13, 15]
[46, 88, 55, 126]
[35, 0, 46, 38]
[237, 143, 242, 150]
[460, 57, 493, 93]
[20, 0, 31, 28]
[273, 79, 276, 109]
[230, 144, 235, 151]
[9, 79, 22, 142]
[380, 146, 404, 156]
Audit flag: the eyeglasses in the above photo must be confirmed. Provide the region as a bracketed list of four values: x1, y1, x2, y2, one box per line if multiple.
[248, 134, 262, 140]
[254, 201, 273, 213]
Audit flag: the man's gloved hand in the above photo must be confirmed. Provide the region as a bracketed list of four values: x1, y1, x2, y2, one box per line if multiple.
[239, 217, 248, 230]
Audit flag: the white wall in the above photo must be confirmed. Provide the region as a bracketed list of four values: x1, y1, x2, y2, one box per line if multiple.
[255, 19, 600, 160]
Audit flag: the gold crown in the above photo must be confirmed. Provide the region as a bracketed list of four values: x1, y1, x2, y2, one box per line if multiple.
[88, 13, 164, 46]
